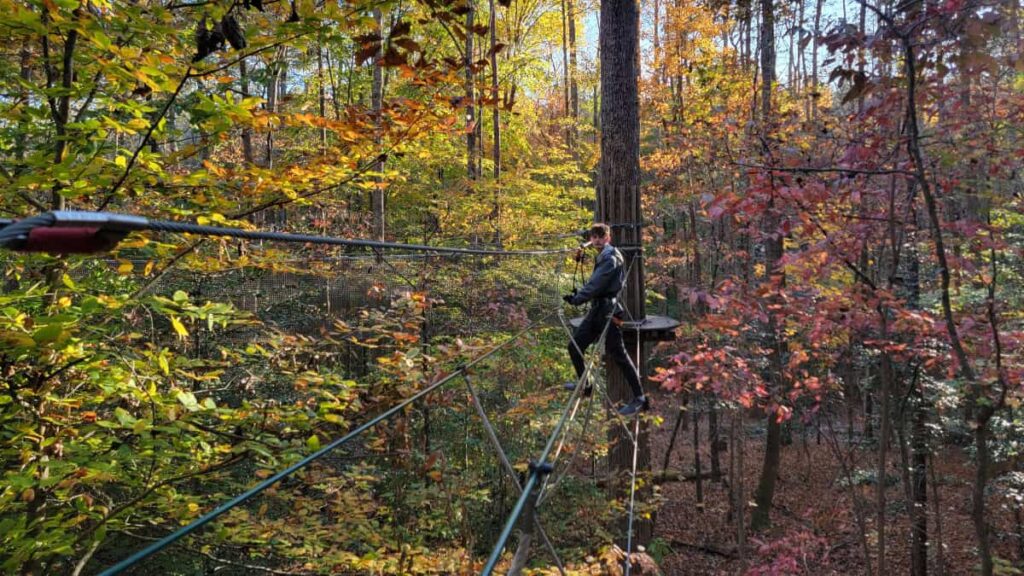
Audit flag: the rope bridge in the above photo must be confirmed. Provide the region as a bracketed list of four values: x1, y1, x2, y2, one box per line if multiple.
[0, 211, 648, 576]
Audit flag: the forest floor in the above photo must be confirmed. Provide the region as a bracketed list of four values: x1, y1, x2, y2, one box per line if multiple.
[646, 389, 1022, 575]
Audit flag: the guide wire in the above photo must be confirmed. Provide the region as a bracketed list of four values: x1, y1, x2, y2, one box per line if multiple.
[98, 310, 557, 576]
[0, 211, 579, 257]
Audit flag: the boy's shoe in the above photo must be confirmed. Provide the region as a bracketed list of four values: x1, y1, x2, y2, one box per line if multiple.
[617, 395, 649, 417]
[564, 381, 593, 397]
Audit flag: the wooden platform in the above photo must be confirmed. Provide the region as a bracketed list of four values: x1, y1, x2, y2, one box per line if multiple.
[569, 314, 680, 341]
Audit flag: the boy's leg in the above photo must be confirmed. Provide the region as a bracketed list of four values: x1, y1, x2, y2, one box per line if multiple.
[604, 323, 644, 399]
[568, 313, 600, 379]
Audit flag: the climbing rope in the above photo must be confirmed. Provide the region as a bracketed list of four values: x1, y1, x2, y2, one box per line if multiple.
[624, 414, 642, 576]
[615, 257, 647, 576]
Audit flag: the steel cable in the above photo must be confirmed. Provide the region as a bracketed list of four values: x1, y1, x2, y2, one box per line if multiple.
[99, 310, 556, 576]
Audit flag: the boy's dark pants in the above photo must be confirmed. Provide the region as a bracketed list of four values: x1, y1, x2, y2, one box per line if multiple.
[568, 298, 644, 398]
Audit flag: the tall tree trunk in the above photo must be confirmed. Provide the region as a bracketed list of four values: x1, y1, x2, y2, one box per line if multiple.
[750, 0, 781, 534]
[905, 246, 928, 576]
[264, 47, 285, 169]
[489, 0, 501, 244]
[709, 403, 722, 480]
[694, 410, 704, 508]
[240, 58, 254, 164]
[560, 0, 571, 149]
[325, 50, 342, 119]
[43, 8, 80, 210]
[811, 0, 822, 119]
[16, 46, 32, 163]
[599, 0, 651, 546]
[568, 0, 579, 124]
[857, 0, 866, 114]
[930, 455, 946, 576]
[759, 0, 774, 124]
[876, 345, 893, 575]
[652, 0, 661, 84]
[910, 383, 928, 576]
[317, 44, 327, 153]
[372, 8, 385, 240]
[465, 1, 478, 180]
[903, 34, 996, 575]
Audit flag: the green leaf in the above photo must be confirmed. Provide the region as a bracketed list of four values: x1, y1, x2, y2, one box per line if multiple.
[307, 435, 321, 451]
[114, 407, 137, 426]
[31, 323, 65, 344]
[176, 391, 200, 412]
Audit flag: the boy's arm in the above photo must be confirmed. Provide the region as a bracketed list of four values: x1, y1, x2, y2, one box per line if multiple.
[570, 253, 616, 305]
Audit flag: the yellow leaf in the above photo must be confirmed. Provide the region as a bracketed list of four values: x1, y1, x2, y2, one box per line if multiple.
[117, 261, 133, 275]
[170, 316, 188, 339]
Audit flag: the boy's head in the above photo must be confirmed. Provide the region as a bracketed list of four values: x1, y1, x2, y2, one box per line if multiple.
[588, 223, 611, 248]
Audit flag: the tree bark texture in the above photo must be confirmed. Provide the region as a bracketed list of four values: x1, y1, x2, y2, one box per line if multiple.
[372, 8, 385, 240]
[599, 0, 649, 546]
[465, 2, 478, 180]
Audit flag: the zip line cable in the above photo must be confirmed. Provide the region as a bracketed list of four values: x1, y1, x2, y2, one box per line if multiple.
[0, 211, 580, 257]
[98, 310, 556, 576]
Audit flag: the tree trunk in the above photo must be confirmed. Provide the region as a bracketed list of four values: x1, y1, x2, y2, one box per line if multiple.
[16, 46, 32, 163]
[759, 0, 774, 124]
[876, 347, 893, 575]
[857, 0, 866, 113]
[599, 0, 650, 546]
[372, 8, 385, 240]
[709, 403, 722, 480]
[811, 0, 823, 120]
[560, 0, 571, 149]
[907, 246, 928, 576]
[489, 0, 501, 244]
[930, 455, 945, 576]
[694, 408, 704, 508]
[264, 46, 286, 169]
[751, 415, 781, 531]
[750, 0, 780, 533]
[240, 58, 254, 164]
[973, 423, 993, 576]
[465, 1, 478, 180]
[317, 44, 327, 153]
[568, 0, 579, 125]
[910, 385, 928, 576]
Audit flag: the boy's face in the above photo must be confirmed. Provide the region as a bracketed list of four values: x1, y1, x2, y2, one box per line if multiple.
[590, 234, 608, 249]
